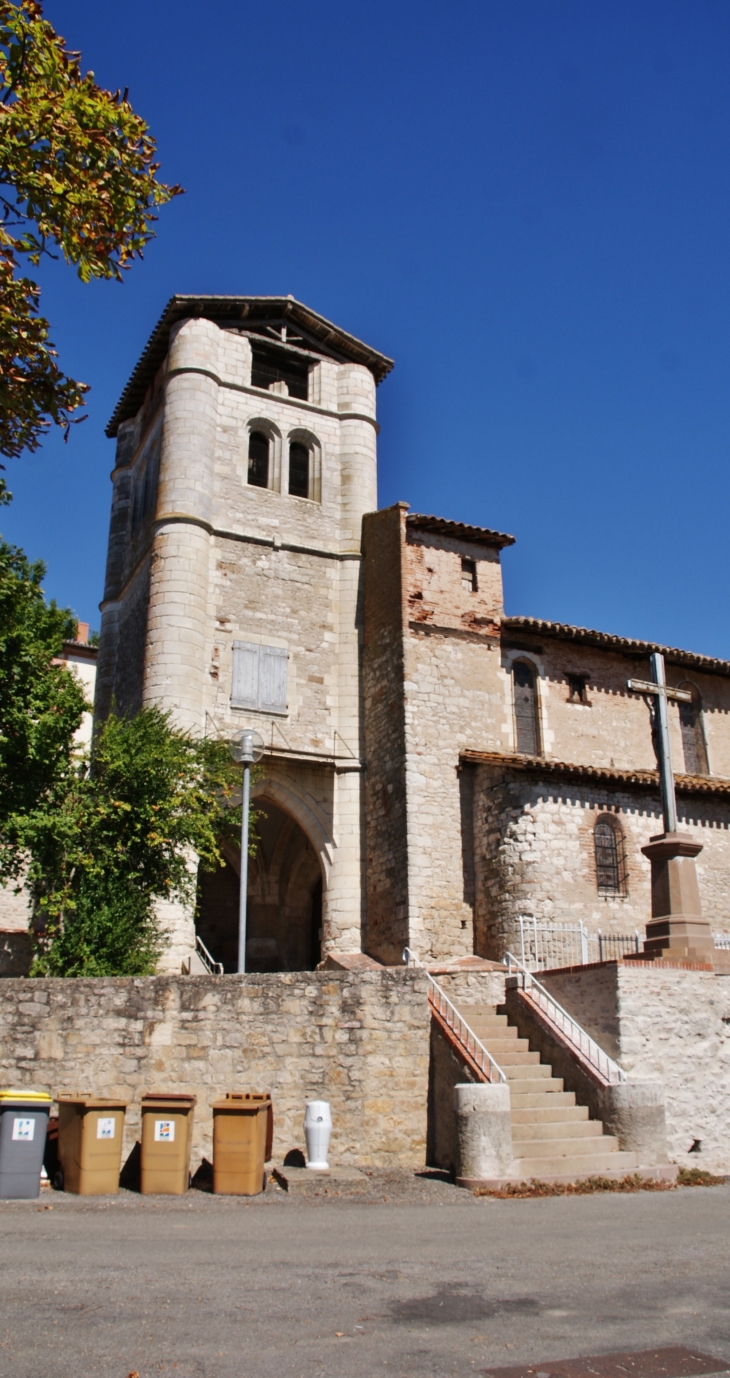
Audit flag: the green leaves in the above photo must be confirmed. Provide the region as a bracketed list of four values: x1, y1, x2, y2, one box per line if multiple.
[14, 705, 248, 977]
[0, 1, 182, 458]
[0, 535, 85, 838]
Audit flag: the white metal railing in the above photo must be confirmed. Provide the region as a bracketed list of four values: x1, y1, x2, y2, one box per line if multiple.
[515, 916, 641, 971]
[504, 951, 627, 1085]
[714, 932, 730, 950]
[196, 934, 224, 975]
[403, 948, 506, 1084]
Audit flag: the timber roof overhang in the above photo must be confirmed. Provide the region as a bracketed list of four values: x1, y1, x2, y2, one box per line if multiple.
[502, 616, 730, 678]
[407, 513, 516, 550]
[106, 295, 394, 437]
[460, 749, 730, 799]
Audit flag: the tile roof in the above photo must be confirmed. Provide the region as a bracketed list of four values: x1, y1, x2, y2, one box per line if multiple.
[503, 617, 730, 676]
[407, 513, 515, 549]
[460, 749, 730, 798]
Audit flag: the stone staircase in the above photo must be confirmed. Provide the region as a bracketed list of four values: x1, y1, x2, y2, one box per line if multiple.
[461, 1004, 641, 1180]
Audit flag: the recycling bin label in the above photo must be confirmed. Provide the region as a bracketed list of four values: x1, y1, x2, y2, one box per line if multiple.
[154, 1119, 175, 1142]
[96, 1117, 116, 1140]
[12, 1118, 35, 1141]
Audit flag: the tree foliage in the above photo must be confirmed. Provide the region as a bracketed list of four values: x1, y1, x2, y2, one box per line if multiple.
[0, 535, 85, 840]
[12, 706, 248, 977]
[0, 1, 181, 459]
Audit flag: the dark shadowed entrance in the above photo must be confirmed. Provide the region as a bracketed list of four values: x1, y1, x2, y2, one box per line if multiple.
[196, 800, 323, 973]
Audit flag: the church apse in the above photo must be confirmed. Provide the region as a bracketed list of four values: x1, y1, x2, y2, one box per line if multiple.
[196, 801, 323, 973]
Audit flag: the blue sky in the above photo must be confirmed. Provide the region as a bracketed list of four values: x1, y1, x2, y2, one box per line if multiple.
[2, 1, 729, 655]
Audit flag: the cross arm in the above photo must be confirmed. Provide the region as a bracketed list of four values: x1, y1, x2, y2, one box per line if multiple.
[627, 678, 692, 702]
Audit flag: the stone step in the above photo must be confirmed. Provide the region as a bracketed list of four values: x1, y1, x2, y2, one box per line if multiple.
[512, 1149, 639, 1177]
[512, 1133, 618, 1159]
[474, 1035, 528, 1053]
[511, 1104, 588, 1124]
[503, 1062, 552, 1080]
[512, 1119, 603, 1142]
[469, 1023, 520, 1039]
[508, 1078, 565, 1097]
[484, 1047, 539, 1066]
[460, 1006, 502, 1019]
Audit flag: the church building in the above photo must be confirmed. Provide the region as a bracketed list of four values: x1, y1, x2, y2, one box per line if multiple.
[96, 296, 730, 974]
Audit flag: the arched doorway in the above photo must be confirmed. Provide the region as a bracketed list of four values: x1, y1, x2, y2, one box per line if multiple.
[196, 800, 323, 973]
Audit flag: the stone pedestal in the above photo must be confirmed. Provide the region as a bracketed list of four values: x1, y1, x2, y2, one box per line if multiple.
[641, 832, 715, 964]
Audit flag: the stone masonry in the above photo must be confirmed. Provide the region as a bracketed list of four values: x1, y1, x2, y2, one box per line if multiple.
[0, 970, 431, 1170]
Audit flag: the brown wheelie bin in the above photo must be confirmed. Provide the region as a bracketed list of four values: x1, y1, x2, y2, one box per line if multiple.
[56, 1094, 127, 1194]
[211, 1092, 271, 1196]
[140, 1092, 196, 1195]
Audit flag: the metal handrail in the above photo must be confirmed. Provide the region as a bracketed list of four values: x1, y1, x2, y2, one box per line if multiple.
[403, 947, 506, 1084]
[504, 951, 626, 1085]
[196, 934, 224, 976]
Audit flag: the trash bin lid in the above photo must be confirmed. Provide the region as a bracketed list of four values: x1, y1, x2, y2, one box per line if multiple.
[0, 1088, 52, 1103]
[211, 1092, 270, 1111]
[141, 1092, 197, 1107]
[56, 1094, 128, 1109]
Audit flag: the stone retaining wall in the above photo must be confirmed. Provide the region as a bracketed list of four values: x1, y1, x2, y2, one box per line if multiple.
[541, 962, 730, 1173]
[0, 970, 431, 1172]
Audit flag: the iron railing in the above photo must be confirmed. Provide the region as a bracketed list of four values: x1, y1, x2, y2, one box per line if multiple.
[196, 934, 224, 975]
[515, 917, 640, 971]
[504, 950, 627, 1085]
[403, 948, 506, 1084]
[714, 932, 730, 951]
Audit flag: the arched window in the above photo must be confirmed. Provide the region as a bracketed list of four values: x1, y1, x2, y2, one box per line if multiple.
[594, 815, 627, 897]
[289, 440, 309, 498]
[248, 431, 269, 488]
[678, 682, 709, 776]
[513, 660, 540, 755]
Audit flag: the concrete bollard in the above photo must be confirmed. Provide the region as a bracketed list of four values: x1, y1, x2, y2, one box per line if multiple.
[454, 1082, 513, 1184]
[595, 1080, 667, 1162]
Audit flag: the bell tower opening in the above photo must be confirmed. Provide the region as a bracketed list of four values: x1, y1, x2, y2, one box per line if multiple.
[196, 800, 323, 973]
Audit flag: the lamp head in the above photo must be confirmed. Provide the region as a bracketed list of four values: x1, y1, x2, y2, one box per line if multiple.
[228, 728, 265, 765]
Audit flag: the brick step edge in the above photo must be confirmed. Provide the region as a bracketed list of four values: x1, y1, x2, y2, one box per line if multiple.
[456, 1163, 679, 1191]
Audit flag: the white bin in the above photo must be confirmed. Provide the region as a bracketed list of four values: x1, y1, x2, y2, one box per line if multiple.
[304, 1101, 331, 1170]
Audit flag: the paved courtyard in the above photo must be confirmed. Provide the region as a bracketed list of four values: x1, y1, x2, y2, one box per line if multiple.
[1, 1174, 729, 1378]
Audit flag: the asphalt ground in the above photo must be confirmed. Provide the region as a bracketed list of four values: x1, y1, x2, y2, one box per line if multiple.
[1, 1172, 729, 1378]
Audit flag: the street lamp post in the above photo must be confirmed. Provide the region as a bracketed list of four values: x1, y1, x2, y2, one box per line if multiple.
[228, 729, 264, 974]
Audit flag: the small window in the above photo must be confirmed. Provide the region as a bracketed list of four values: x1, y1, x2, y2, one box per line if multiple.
[594, 815, 627, 897]
[289, 441, 309, 499]
[678, 683, 709, 776]
[513, 660, 540, 755]
[232, 642, 288, 713]
[248, 431, 269, 488]
[567, 673, 589, 705]
[461, 557, 477, 592]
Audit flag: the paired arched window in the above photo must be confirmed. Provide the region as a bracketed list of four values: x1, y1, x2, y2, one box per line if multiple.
[678, 682, 709, 776]
[594, 815, 627, 897]
[248, 430, 270, 488]
[289, 440, 310, 499]
[513, 660, 540, 755]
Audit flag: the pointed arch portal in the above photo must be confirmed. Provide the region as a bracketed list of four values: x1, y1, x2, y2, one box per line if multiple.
[196, 800, 323, 973]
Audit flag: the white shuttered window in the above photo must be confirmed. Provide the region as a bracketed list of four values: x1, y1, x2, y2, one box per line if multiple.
[232, 642, 288, 713]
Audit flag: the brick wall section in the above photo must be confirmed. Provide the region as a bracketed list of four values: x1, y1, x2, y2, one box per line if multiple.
[362, 505, 409, 963]
[0, 971, 431, 1170]
[540, 962, 730, 1173]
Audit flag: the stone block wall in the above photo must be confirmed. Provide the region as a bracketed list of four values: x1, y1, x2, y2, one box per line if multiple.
[473, 769, 730, 956]
[0, 970, 431, 1171]
[541, 961, 730, 1173]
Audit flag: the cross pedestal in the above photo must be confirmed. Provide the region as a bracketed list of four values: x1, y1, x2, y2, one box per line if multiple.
[640, 832, 715, 964]
[628, 653, 717, 967]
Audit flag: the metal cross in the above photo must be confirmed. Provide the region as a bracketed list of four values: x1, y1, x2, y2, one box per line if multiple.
[627, 651, 691, 834]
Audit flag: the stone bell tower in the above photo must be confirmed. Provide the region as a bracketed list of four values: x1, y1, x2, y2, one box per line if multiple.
[96, 296, 392, 970]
